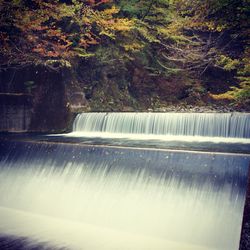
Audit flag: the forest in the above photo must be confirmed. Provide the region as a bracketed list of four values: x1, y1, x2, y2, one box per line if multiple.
[0, 0, 249, 113]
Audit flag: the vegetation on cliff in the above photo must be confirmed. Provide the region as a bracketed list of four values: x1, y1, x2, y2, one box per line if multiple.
[0, 0, 249, 110]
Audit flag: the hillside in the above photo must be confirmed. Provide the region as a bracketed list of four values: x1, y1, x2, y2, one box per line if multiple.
[0, 0, 249, 130]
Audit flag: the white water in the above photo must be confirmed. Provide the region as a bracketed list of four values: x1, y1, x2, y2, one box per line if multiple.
[0, 112, 250, 249]
[0, 142, 249, 250]
[70, 113, 250, 143]
[0, 207, 213, 250]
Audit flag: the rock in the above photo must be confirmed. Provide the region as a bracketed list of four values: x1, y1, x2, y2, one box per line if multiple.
[122, 106, 134, 112]
[0, 64, 72, 133]
[68, 91, 87, 110]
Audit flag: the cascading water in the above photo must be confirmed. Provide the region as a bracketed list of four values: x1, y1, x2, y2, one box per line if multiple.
[0, 112, 250, 250]
[70, 112, 250, 143]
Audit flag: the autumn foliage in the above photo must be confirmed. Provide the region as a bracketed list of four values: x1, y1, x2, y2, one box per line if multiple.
[0, 0, 249, 106]
[0, 0, 133, 64]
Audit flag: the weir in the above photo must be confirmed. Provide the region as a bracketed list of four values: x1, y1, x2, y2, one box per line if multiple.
[73, 112, 250, 138]
[70, 112, 250, 143]
[0, 112, 250, 250]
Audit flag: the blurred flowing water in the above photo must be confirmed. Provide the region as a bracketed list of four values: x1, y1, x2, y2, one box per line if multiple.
[0, 112, 250, 250]
[71, 112, 250, 142]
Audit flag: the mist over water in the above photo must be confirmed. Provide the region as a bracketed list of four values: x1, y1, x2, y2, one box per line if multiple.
[0, 112, 250, 249]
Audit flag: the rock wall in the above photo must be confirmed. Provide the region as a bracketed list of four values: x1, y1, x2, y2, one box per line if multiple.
[0, 63, 71, 133]
[0, 94, 32, 132]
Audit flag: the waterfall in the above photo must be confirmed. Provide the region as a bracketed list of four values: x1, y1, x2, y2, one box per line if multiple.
[0, 112, 250, 249]
[0, 140, 249, 250]
[71, 113, 250, 141]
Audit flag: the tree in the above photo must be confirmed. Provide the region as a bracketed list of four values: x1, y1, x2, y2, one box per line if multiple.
[0, 0, 134, 67]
